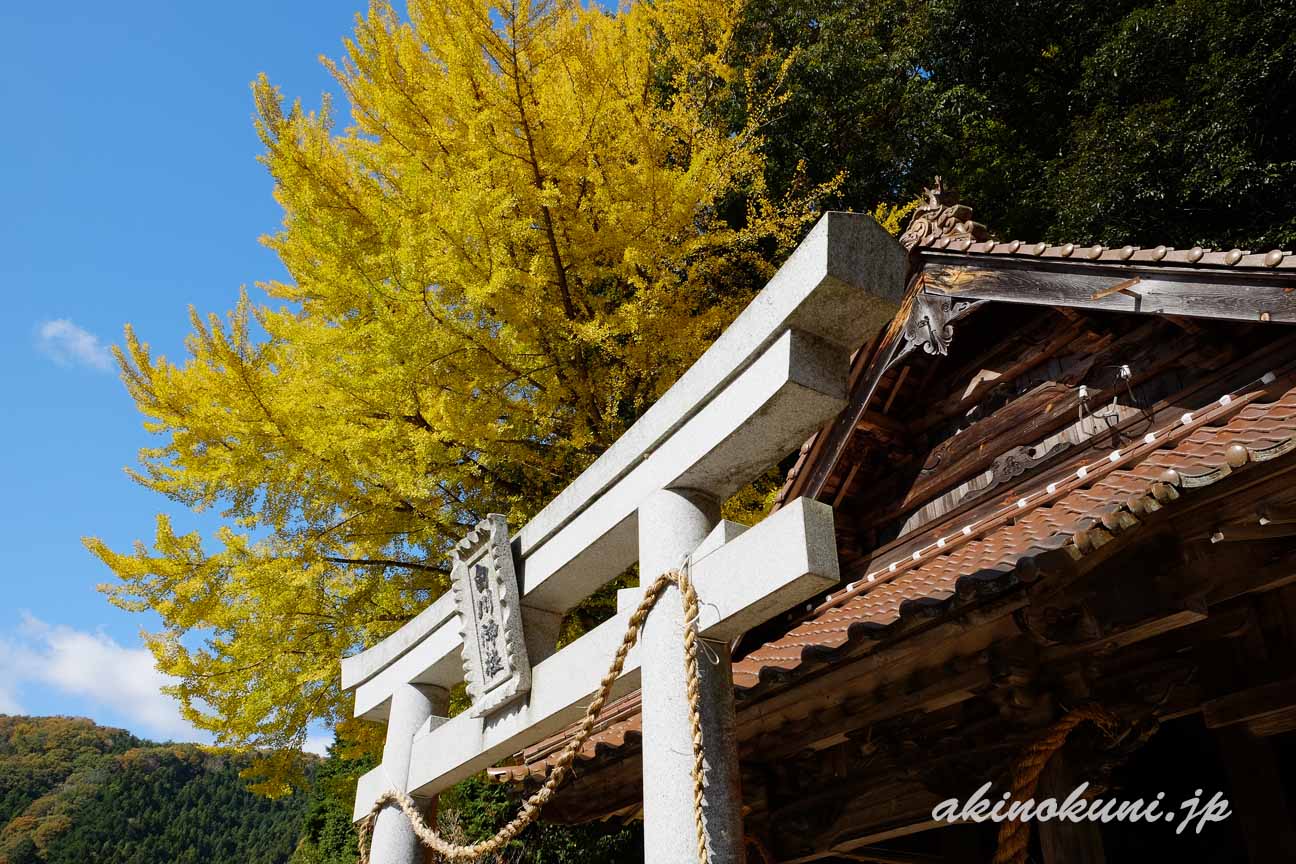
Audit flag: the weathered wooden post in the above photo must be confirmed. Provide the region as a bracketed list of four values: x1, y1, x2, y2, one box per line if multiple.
[341, 212, 908, 864]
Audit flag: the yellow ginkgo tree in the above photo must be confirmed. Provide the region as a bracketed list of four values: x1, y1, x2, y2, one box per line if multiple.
[86, 0, 834, 790]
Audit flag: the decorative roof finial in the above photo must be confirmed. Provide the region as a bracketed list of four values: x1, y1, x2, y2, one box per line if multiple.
[899, 177, 989, 251]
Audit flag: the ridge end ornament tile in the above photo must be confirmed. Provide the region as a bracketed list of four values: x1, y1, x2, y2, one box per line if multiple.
[899, 176, 990, 252]
[451, 513, 532, 718]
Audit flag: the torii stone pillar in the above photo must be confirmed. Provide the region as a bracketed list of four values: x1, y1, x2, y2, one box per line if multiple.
[370, 684, 449, 864]
[639, 488, 743, 864]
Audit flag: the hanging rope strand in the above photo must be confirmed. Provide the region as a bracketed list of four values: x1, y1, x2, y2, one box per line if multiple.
[991, 704, 1121, 864]
[358, 569, 711, 864]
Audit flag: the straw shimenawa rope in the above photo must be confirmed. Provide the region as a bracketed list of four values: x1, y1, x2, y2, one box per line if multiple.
[991, 704, 1121, 864]
[358, 569, 710, 864]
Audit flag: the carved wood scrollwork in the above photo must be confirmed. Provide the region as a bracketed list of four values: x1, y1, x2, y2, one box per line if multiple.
[905, 292, 979, 357]
[893, 291, 985, 368]
[991, 440, 1069, 485]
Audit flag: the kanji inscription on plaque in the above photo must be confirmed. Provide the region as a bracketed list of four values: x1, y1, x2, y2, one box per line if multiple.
[450, 514, 531, 717]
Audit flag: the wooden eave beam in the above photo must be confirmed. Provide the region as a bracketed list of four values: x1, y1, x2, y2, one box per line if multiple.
[1039, 600, 1209, 665]
[920, 255, 1296, 324]
[1203, 676, 1296, 734]
[745, 665, 993, 761]
[1191, 522, 1296, 543]
[856, 408, 909, 438]
[1206, 548, 1296, 605]
[836, 848, 945, 864]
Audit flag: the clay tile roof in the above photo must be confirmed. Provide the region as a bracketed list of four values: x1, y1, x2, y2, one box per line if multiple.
[901, 178, 1292, 269]
[735, 370, 1296, 693]
[922, 238, 1293, 270]
[497, 371, 1296, 783]
[489, 691, 644, 784]
[775, 208, 1295, 513]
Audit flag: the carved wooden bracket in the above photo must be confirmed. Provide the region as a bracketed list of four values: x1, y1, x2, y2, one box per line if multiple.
[902, 290, 983, 357]
[885, 290, 986, 378]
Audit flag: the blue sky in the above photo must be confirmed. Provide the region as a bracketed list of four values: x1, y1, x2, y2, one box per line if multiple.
[0, 1, 366, 751]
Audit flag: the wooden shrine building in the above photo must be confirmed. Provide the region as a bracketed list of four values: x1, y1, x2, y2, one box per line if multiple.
[490, 185, 1296, 863]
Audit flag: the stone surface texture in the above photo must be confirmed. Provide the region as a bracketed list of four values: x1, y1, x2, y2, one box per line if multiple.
[638, 488, 745, 864]
[352, 498, 836, 813]
[368, 684, 449, 864]
[450, 514, 531, 718]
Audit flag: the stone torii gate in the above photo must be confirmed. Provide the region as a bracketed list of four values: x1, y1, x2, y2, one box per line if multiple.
[341, 213, 906, 864]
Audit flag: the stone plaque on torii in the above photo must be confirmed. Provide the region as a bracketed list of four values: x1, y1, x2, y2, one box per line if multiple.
[339, 212, 908, 864]
[450, 514, 531, 718]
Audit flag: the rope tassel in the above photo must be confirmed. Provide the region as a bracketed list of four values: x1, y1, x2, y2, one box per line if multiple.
[359, 569, 711, 864]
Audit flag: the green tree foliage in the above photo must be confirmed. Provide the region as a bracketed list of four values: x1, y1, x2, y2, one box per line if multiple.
[71, 2, 1296, 856]
[0, 717, 308, 864]
[0, 717, 138, 827]
[289, 737, 642, 864]
[734, 0, 1296, 249]
[436, 777, 640, 863]
[85, 0, 828, 786]
[288, 742, 373, 864]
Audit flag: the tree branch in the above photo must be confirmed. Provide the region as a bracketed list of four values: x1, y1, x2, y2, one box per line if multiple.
[323, 556, 446, 573]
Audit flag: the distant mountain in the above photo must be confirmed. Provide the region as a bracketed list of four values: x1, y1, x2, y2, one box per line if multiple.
[0, 716, 309, 864]
[0, 715, 641, 864]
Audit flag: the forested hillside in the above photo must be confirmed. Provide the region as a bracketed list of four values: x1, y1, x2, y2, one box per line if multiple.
[0, 717, 635, 864]
[0, 716, 308, 864]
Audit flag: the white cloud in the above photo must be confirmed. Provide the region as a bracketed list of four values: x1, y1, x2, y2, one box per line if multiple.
[0, 614, 208, 742]
[35, 319, 114, 371]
